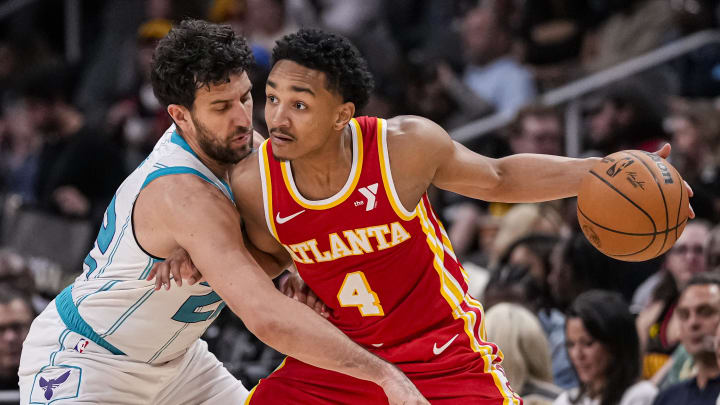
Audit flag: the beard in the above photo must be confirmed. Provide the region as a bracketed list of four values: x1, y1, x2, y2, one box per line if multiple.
[191, 113, 253, 165]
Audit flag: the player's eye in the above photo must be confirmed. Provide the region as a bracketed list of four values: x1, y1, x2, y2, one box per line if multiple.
[295, 102, 307, 110]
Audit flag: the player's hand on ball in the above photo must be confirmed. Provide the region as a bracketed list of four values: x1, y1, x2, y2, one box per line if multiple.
[653, 143, 695, 218]
[147, 246, 204, 290]
[279, 271, 329, 318]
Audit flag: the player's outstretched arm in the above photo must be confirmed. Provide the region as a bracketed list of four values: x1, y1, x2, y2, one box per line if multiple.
[390, 116, 691, 208]
[138, 175, 428, 404]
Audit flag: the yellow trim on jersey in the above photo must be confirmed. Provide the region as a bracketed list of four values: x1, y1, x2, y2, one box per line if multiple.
[244, 358, 288, 405]
[377, 118, 417, 220]
[280, 118, 364, 210]
[259, 140, 280, 240]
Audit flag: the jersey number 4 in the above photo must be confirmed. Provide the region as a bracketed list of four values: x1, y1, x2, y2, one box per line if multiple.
[337, 271, 384, 316]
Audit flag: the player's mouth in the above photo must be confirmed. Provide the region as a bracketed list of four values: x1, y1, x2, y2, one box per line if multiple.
[270, 130, 295, 145]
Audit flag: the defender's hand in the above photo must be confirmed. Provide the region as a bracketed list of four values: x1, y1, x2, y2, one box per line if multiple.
[279, 271, 329, 318]
[378, 370, 430, 405]
[653, 143, 695, 219]
[146, 246, 204, 290]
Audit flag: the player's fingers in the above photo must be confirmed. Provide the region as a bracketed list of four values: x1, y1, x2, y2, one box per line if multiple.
[313, 299, 324, 315]
[684, 180, 694, 197]
[294, 289, 307, 303]
[689, 203, 695, 219]
[655, 143, 671, 158]
[188, 266, 201, 285]
[161, 262, 172, 290]
[155, 269, 163, 291]
[172, 261, 183, 287]
[146, 265, 158, 281]
[320, 303, 329, 318]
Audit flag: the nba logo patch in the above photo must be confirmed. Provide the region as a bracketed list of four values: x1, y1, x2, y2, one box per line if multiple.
[74, 338, 89, 353]
[30, 366, 81, 404]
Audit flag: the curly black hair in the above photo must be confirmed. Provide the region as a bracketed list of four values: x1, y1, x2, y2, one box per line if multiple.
[272, 28, 374, 111]
[150, 19, 254, 109]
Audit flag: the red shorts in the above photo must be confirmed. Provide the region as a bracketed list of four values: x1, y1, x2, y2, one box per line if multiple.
[245, 322, 521, 404]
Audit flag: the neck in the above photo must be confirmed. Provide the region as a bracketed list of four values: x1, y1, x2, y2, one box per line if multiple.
[289, 125, 352, 200]
[696, 355, 720, 389]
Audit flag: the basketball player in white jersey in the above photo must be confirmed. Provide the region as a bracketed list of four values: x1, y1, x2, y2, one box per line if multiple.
[18, 20, 427, 405]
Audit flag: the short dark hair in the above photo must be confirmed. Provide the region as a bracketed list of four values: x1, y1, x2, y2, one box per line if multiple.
[0, 282, 33, 314]
[271, 28, 374, 111]
[150, 19, 254, 109]
[567, 290, 639, 405]
[684, 271, 720, 291]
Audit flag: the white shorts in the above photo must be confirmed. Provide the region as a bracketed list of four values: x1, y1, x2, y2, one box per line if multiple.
[19, 301, 248, 404]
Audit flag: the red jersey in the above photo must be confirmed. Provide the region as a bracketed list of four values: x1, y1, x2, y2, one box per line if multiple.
[257, 117, 518, 403]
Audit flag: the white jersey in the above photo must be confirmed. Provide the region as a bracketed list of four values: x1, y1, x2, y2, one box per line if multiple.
[56, 125, 234, 364]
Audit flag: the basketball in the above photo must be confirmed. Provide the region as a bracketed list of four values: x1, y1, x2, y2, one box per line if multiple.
[577, 150, 689, 262]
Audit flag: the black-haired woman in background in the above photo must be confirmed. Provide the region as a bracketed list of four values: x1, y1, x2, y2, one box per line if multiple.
[554, 290, 657, 405]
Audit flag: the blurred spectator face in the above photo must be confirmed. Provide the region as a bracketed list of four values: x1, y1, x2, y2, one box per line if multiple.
[589, 101, 625, 145]
[708, 230, 720, 273]
[566, 317, 610, 388]
[511, 115, 563, 155]
[676, 284, 720, 358]
[665, 223, 710, 288]
[670, 116, 700, 156]
[23, 97, 61, 135]
[0, 297, 32, 379]
[461, 7, 508, 65]
[508, 244, 545, 282]
[246, 0, 285, 35]
[548, 242, 574, 307]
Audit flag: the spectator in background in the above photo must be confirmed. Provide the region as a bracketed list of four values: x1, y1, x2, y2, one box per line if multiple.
[18, 67, 126, 227]
[0, 285, 34, 391]
[666, 100, 720, 222]
[554, 290, 657, 405]
[653, 273, 720, 405]
[581, 0, 674, 72]
[105, 19, 173, 169]
[485, 303, 563, 404]
[460, 5, 536, 117]
[637, 221, 711, 379]
[708, 224, 720, 274]
[0, 95, 40, 203]
[586, 81, 668, 157]
[507, 105, 565, 156]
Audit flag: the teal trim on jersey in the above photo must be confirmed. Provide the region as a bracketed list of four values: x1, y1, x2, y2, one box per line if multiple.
[75, 280, 120, 307]
[171, 131, 198, 158]
[101, 288, 155, 338]
[219, 178, 235, 202]
[48, 329, 70, 366]
[142, 166, 213, 190]
[147, 323, 189, 363]
[138, 257, 162, 280]
[95, 213, 132, 278]
[55, 285, 125, 355]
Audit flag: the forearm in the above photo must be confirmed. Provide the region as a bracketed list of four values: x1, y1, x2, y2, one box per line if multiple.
[488, 154, 601, 202]
[227, 272, 396, 384]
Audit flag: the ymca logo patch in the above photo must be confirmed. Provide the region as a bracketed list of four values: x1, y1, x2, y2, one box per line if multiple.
[357, 183, 378, 211]
[30, 366, 81, 404]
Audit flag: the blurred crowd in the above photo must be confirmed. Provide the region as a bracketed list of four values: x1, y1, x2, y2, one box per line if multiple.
[2, 0, 720, 403]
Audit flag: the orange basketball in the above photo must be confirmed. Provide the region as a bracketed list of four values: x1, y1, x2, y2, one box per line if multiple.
[577, 150, 689, 262]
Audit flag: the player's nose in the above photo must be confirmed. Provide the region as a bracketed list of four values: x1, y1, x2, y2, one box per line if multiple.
[231, 99, 252, 127]
[267, 103, 290, 128]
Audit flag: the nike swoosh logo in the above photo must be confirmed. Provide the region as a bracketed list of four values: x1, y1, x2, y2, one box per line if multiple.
[276, 210, 306, 224]
[433, 334, 459, 356]
[371, 343, 384, 348]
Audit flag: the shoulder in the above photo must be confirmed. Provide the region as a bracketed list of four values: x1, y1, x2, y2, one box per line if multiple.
[143, 173, 233, 210]
[385, 115, 453, 157]
[552, 390, 576, 405]
[622, 381, 658, 402]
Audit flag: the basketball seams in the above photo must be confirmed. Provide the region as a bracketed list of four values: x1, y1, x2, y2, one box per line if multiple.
[625, 151, 670, 257]
[577, 205, 687, 236]
[587, 170, 657, 233]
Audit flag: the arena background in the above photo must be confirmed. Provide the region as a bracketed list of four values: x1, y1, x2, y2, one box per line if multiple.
[1, 0, 720, 403]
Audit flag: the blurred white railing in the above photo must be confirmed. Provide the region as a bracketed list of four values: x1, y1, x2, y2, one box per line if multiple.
[450, 30, 720, 157]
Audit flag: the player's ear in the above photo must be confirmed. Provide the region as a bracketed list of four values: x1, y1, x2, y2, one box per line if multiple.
[168, 104, 192, 133]
[333, 102, 355, 131]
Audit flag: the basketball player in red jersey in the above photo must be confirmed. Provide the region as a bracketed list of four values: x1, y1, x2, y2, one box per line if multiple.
[153, 29, 693, 404]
